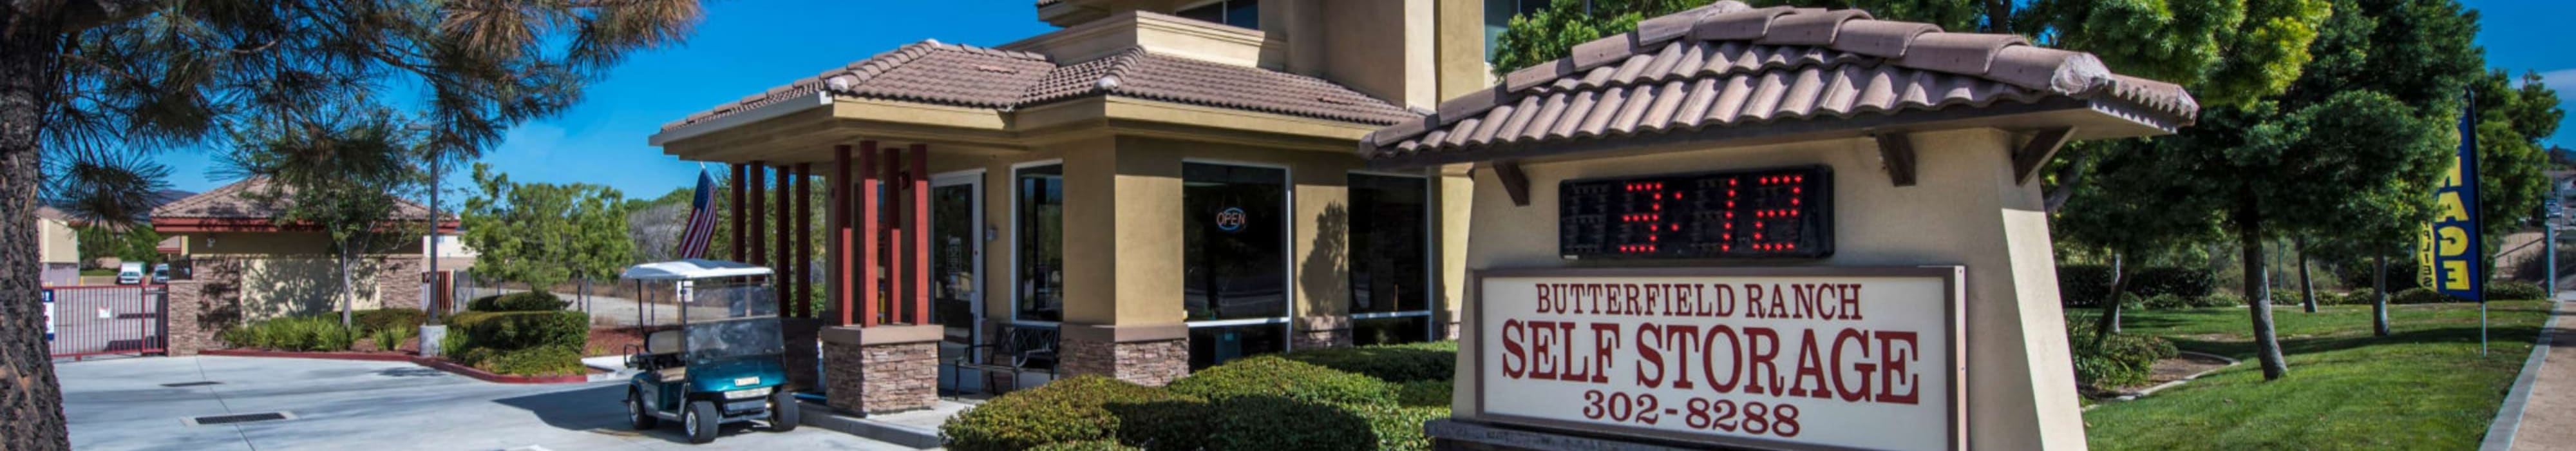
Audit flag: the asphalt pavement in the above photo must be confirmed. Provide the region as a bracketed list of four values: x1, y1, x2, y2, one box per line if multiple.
[59, 356, 914, 451]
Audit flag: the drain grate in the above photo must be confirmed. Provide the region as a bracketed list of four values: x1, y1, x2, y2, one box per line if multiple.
[162, 381, 221, 387]
[188, 412, 292, 425]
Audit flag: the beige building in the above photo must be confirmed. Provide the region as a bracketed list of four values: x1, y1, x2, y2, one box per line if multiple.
[652, 0, 1513, 409]
[151, 178, 457, 322]
[35, 207, 79, 286]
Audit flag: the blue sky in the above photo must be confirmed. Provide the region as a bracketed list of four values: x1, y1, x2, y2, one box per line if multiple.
[155, 0, 2575, 199]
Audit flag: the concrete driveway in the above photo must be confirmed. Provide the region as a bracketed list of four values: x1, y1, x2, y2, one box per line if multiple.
[61, 356, 916, 451]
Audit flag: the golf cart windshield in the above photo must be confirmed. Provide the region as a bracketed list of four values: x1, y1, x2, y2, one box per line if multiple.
[683, 280, 783, 361]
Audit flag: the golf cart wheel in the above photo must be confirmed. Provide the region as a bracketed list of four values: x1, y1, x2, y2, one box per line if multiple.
[627, 390, 658, 430]
[686, 401, 719, 444]
[770, 390, 800, 432]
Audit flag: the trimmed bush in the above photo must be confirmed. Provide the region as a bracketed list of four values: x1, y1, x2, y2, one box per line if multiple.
[1356, 403, 1449, 451]
[483, 345, 584, 376]
[2393, 287, 2462, 304]
[469, 291, 566, 312]
[370, 326, 416, 352]
[223, 316, 359, 352]
[943, 376, 1204, 451]
[1394, 379, 1452, 407]
[448, 311, 589, 351]
[1280, 341, 1457, 382]
[352, 308, 426, 332]
[2066, 320, 2178, 390]
[2268, 289, 2306, 306]
[1168, 356, 1396, 407]
[1030, 441, 1140, 451]
[1202, 396, 1375, 451]
[2490, 281, 2548, 301]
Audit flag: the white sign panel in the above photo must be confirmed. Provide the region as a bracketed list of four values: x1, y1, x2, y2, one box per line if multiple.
[42, 289, 54, 342]
[1473, 267, 1963, 451]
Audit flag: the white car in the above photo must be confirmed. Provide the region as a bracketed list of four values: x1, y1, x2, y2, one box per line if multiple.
[116, 263, 144, 285]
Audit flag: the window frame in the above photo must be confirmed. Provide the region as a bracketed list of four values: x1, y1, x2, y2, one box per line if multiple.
[1345, 170, 1439, 345]
[1179, 158, 1297, 358]
[1009, 159, 1067, 327]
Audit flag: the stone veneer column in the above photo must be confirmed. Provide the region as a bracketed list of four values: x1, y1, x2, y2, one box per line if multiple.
[1293, 316, 1352, 349]
[1059, 323, 1189, 387]
[819, 325, 940, 414]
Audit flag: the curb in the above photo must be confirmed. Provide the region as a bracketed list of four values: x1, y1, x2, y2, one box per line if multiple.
[2083, 350, 2240, 411]
[200, 349, 597, 384]
[2481, 299, 2564, 451]
[793, 399, 943, 449]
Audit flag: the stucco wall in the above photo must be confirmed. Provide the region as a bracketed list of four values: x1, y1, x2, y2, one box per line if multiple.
[173, 231, 424, 321]
[39, 216, 77, 264]
[1444, 128, 2086, 450]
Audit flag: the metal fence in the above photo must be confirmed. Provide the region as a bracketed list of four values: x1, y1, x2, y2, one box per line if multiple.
[45, 285, 166, 360]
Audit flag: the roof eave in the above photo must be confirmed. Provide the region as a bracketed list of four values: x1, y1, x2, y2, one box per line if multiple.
[649, 91, 833, 147]
[1365, 97, 2181, 170]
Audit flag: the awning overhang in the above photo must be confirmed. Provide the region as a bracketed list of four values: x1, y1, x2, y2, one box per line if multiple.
[654, 95, 1386, 165]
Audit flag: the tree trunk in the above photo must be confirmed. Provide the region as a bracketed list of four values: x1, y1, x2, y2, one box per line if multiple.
[0, 10, 75, 449]
[2374, 254, 2392, 336]
[2297, 238, 2316, 312]
[2092, 252, 2128, 349]
[2238, 211, 2290, 379]
[339, 246, 356, 328]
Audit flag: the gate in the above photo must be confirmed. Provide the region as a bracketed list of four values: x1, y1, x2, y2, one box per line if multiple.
[45, 285, 167, 360]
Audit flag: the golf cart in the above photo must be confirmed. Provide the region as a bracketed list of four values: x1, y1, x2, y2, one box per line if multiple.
[618, 259, 799, 443]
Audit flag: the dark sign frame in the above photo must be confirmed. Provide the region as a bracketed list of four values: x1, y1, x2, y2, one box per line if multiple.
[1557, 165, 1834, 260]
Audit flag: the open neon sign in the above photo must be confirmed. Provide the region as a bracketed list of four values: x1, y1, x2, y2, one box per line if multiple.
[1558, 166, 1833, 259]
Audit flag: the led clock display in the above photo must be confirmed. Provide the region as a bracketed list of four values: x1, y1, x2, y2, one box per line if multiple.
[1559, 166, 1832, 259]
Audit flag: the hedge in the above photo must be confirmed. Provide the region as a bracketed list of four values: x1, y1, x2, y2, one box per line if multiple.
[447, 311, 589, 351]
[943, 376, 1203, 451]
[1167, 356, 1396, 407]
[469, 291, 566, 312]
[1200, 396, 1375, 451]
[2057, 265, 2217, 307]
[1394, 380, 1452, 407]
[2065, 320, 2177, 390]
[1280, 341, 1457, 383]
[352, 308, 425, 332]
[1030, 441, 1140, 451]
[2333, 258, 2421, 293]
[222, 316, 357, 351]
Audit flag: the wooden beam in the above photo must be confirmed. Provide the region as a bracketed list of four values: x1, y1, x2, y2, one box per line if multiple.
[1492, 161, 1531, 207]
[730, 164, 746, 262]
[909, 143, 931, 325]
[2012, 126, 2076, 186]
[795, 162, 813, 318]
[831, 146, 851, 326]
[858, 142, 880, 327]
[1875, 133, 1918, 187]
[774, 164, 792, 312]
[748, 161, 766, 270]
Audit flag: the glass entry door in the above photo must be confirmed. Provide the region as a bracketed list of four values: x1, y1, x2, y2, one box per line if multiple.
[931, 172, 982, 392]
[1182, 162, 1290, 369]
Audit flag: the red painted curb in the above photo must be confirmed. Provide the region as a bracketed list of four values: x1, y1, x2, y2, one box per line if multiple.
[198, 349, 596, 384]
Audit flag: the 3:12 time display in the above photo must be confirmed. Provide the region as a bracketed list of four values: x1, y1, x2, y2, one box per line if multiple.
[1558, 166, 1832, 259]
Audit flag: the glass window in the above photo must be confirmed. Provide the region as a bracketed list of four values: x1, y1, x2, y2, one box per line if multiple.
[1189, 323, 1286, 369]
[1016, 164, 1065, 322]
[1185, 162, 1289, 368]
[1349, 174, 1430, 314]
[1179, 0, 1259, 30]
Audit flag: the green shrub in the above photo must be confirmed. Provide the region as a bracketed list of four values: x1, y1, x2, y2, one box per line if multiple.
[1030, 441, 1140, 451]
[1169, 356, 1396, 407]
[2334, 258, 2421, 293]
[2058, 265, 2218, 307]
[448, 311, 589, 351]
[482, 345, 583, 376]
[1354, 403, 1449, 451]
[370, 326, 416, 352]
[2199, 293, 2245, 307]
[224, 316, 361, 352]
[468, 291, 565, 312]
[1202, 396, 1375, 451]
[2140, 293, 2192, 310]
[2268, 289, 2306, 306]
[1280, 341, 1457, 382]
[2393, 287, 2462, 304]
[1394, 379, 1452, 407]
[2065, 320, 2178, 390]
[352, 308, 426, 332]
[2490, 281, 2548, 301]
[942, 376, 1203, 451]
[440, 330, 471, 360]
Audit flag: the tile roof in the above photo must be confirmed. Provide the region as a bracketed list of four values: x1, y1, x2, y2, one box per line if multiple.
[1361, 1, 2200, 163]
[659, 41, 1417, 134]
[152, 178, 443, 222]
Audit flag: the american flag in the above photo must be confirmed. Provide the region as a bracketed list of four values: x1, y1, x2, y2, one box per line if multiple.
[676, 169, 719, 259]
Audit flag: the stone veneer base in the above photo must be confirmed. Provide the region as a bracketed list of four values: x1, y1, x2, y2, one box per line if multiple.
[821, 325, 940, 415]
[1060, 332, 1188, 387]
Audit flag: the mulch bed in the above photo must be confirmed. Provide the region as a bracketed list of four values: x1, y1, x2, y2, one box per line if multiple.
[2145, 352, 2233, 385]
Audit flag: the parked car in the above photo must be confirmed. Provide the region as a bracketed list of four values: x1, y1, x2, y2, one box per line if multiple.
[151, 264, 170, 283]
[115, 263, 144, 285]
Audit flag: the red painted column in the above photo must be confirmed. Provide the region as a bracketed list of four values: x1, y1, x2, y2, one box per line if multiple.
[748, 161, 766, 274]
[908, 144, 931, 325]
[794, 162, 813, 318]
[773, 163, 792, 312]
[858, 141, 881, 327]
[830, 146, 851, 325]
[730, 164, 746, 262]
[884, 148, 905, 325]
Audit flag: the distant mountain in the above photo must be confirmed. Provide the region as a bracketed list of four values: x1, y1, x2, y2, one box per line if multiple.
[2552, 146, 2575, 168]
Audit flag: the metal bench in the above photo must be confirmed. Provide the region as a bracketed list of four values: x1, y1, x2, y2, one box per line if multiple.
[950, 323, 1059, 394]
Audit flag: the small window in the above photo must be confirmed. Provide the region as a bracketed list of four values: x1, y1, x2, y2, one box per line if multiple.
[1177, 0, 1259, 30]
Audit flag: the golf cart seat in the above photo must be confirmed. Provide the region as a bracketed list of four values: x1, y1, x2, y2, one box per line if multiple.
[637, 329, 686, 382]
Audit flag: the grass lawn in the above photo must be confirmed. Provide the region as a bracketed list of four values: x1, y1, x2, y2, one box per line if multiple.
[2072, 300, 2550, 450]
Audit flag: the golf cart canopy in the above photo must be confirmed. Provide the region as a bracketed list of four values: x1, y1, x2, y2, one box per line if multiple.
[621, 259, 773, 281]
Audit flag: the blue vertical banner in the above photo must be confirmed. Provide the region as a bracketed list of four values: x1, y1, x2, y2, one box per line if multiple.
[2430, 92, 2485, 302]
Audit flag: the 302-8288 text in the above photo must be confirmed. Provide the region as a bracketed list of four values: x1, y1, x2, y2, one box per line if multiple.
[1580, 390, 1801, 437]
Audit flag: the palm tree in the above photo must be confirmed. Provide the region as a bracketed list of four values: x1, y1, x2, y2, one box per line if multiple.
[1, 2, 703, 447]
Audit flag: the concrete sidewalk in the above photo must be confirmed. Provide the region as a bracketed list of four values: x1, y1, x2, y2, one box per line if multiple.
[2501, 293, 2575, 450]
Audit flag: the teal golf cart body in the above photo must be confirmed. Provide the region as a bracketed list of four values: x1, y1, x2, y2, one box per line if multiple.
[618, 259, 799, 443]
